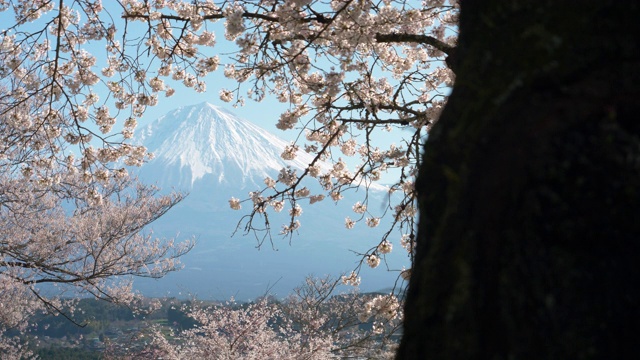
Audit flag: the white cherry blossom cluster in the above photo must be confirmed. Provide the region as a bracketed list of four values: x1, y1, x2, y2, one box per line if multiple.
[281, 143, 299, 160]
[229, 197, 242, 210]
[249, 191, 267, 213]
[366, 254, 381, 269]
[345, 217, 355, 229]
[271, 199, 285, 212]
[219, 89, 234, 102]
[377, 240, 393, 254]
[289, 203, 303, 217]
[308, 194, 324, 204]
[294, 187, 310, 197]
[280, 219, 301, 235]
[352, 201, 367, 214]
[366, 217, 381, 228]
[341, 271, 361, 287]
[222, 2, 246, 40]
[401, 233, 416, 254]
[359, 294, 402, 322]
[264, 176, 277, 188]
[277, 166, 298, 186]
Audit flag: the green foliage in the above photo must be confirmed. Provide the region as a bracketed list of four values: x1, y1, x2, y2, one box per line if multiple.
[29, 299, 134, 338]
[167, 302, 199, 330]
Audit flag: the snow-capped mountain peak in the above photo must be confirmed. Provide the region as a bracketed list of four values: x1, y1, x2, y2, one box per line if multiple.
[136, 102, 314, 190]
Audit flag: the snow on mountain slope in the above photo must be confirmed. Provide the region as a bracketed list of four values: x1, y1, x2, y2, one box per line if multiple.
[136, 102, 319, 190]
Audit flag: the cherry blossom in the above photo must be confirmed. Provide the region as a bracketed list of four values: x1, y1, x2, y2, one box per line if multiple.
[367, 254, 381, 268]
[229, 197, 242, 210]
[121, 276, 401, 359]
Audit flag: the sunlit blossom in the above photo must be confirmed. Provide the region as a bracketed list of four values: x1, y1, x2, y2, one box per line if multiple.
[366, 254, 381, 268]
[229, 197, 241, 210]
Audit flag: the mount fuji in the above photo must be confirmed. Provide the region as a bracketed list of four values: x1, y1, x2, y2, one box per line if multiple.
[136, 102, 322, 191]
[132, 102, 406, 300]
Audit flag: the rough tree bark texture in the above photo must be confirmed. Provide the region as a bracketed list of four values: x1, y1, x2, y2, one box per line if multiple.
[398, 2, 640, 359]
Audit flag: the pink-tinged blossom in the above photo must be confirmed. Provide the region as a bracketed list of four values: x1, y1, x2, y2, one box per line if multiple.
[271, 200, 284, 212]
[366, 217, 380, 228]
[345, 217, 355, 229]
[342, 271, 361, 286]
[307, 164, 322, 177]
[366, 254, 381, 268]
[401, 233, 415, 253]
[277, 167, 298, 186]
[352, 201, 367, 214]
[281, 143, 299, 160]
[222, 3, 246, 40]
[309, 194, 324, 204]
[219, 89, 234, 102]
[289, 203, 303, 217]
[294, 187, 310, 197]
[377, 240, 393, 254]
[360, 294, 401, 322]
[264, 176, 276, 188]
[229, 197, 241, 210]
[280, 220, 301, 235]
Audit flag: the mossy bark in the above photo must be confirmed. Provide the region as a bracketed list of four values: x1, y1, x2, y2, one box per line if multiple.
[398, 2, 640, 359]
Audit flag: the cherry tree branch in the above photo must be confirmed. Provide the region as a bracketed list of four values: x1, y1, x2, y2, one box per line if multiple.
[375, 32, 455, 55]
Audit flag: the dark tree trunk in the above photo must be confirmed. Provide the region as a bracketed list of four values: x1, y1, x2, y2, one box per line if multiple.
[398, 2, 640, 359]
